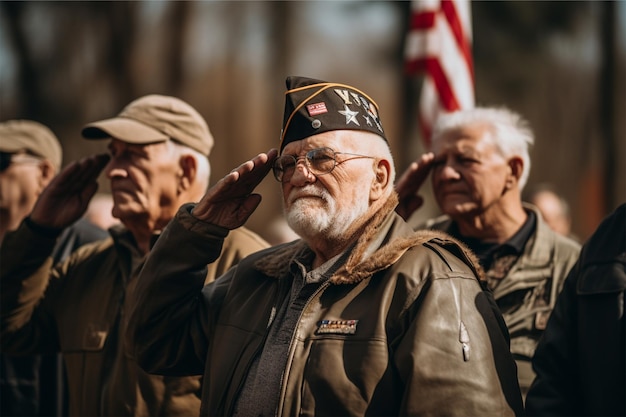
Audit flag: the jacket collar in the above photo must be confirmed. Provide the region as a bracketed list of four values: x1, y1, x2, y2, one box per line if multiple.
[516, 203, 561, 269]
[108, 224, 161, 282]
[424, 203, 561, 269]
[255, 193, 484, 285]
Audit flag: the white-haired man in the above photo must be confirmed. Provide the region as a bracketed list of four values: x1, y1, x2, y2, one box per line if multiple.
[127, 77, 524, 416]
[0, 95, 269, 416]
[395, 106, 581, 400]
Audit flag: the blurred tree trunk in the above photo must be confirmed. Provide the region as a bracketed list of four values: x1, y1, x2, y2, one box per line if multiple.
[396, 0, 419, 170]
[1, 2, 43, 118]
[269, 1, 289, 102]
[163, 1, 191, 94]
[599, 0, 617, 212]
[98, 2, 140, 107]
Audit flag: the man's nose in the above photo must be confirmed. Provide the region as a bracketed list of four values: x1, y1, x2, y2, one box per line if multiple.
[438, 163, 460, 180]
[289, 159, 315, 185]
[104, 158, 128, 179]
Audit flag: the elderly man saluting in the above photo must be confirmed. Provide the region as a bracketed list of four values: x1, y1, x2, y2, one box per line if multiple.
[0, 95, 268, 416]
[394, 107, 581, 401]
[127, 76, 524, 417]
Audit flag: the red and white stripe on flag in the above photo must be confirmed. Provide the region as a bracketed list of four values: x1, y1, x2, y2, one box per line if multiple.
[404, 0, 475, 148]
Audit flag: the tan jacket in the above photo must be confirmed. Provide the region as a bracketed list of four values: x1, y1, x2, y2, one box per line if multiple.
[129, 198, 524, 416]
[0, 220, 269, 416]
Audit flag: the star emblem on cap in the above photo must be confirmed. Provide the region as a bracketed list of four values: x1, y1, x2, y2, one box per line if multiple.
[338, 105, 360, 126]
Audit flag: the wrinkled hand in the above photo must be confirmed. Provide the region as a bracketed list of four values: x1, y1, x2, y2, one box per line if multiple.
[192, 149, 278, 230]
[30, 154, 110, 229]
[395, 152, 435, 221]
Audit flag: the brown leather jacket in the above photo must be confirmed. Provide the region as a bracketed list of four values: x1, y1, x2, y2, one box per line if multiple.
[421, 204, 581, 398]
[128, 199, 524, 416]
[0, 220, 268, 416]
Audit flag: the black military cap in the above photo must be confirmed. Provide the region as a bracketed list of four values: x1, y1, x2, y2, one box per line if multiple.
[279, 76, 387, 152]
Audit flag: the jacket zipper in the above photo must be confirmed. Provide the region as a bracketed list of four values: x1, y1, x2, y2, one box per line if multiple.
[224, 276, 291, 416]
[275, 280, 332, 417]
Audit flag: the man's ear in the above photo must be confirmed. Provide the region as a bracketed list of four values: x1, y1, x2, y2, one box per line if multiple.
[178, 154, 197, 193]
[506, 156, 524, 189]
[38, 159, 57, 189]
[370, 159, 391, 200]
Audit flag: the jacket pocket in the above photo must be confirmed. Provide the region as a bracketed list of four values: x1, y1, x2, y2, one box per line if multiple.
[296, 338, 390, 416]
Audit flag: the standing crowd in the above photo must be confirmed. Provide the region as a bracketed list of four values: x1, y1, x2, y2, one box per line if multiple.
[1, 76, 623, 417]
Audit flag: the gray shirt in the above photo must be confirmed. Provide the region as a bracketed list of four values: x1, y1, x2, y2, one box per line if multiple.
[233, 247, 350, 417]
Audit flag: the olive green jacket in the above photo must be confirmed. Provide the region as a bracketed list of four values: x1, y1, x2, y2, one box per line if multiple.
[128, 199, 524, 417]
[0, 219, 268, 416]
[421, 204, 581, 398]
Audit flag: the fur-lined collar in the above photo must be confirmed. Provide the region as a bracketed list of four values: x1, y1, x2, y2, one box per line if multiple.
[254, 193, 484, 285]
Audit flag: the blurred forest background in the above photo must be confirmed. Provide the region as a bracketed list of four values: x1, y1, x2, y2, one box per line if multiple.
[1, 0, 624, 242]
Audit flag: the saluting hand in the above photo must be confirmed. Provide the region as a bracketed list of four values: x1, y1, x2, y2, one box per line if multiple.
[30, 154, 110, 230]
[192, 149, 278, 230]
[395, 152, 435, 221]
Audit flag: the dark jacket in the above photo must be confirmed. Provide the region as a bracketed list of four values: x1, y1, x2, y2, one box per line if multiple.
[525, 203, 626, 416]
[0, 219, 268, 416]
[128, 198, 524, 417]
[421, 204, 581, 398]
[1, 217, 108, 417]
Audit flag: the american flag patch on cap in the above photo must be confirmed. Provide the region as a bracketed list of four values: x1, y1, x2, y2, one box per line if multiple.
[307, 102, 328, 116]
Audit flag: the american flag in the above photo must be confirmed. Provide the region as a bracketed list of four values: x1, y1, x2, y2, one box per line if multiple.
[404, 0, 475, 148]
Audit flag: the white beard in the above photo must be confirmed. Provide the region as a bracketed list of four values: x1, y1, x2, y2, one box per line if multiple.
[285, 185, 370, 241]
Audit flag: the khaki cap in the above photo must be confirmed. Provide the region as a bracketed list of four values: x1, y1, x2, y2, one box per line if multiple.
[0, 120, 63, 171]
[81, 94, 214, 156]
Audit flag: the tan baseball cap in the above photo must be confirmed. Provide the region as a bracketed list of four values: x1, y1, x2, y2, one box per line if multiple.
[81, 94, 214, 156]
[0, 120, 63, 171]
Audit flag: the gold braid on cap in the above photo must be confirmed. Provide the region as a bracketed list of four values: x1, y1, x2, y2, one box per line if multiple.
[279, 82, 381, 151]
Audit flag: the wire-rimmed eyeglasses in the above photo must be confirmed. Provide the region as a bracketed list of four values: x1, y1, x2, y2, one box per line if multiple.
[272, 147, 376, 182]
